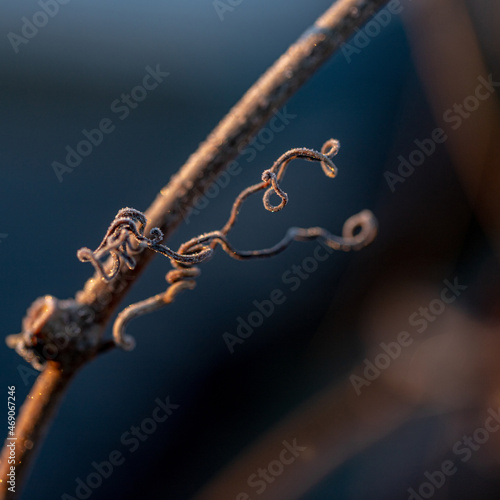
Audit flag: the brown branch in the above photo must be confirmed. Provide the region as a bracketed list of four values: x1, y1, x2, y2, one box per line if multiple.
[0, 364, 76, 498]
[0, 0, 390, 497]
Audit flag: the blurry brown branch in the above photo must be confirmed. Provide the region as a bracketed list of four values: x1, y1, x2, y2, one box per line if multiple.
[0, 365, 75, 499]
[403, 0, 500, 251]
[0, 0, 389, 497]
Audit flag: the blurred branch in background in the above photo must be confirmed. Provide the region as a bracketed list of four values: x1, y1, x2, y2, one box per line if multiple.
[404, 0, 500, 251]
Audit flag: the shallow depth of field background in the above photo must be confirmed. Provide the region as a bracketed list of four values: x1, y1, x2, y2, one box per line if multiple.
[1, 1, 500, 499]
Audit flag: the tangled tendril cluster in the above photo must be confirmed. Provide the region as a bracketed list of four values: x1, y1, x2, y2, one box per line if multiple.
[78, 139, 377, 351]
[76, 209, 212, 282]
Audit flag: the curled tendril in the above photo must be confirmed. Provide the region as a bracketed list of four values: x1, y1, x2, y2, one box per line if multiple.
[77, 139, 377, 350]
[77, 208, 213, 281]
[77, 209, 147, 281]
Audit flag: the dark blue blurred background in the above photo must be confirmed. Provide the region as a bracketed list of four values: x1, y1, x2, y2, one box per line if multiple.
[2, 1, 500, 499]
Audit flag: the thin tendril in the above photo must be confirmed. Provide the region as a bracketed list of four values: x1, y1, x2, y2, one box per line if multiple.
[77, 139, 377, 350]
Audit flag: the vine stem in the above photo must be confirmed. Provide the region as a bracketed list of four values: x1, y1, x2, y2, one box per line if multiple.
[0, 364, 76, 498]
[0, 0, 389, 497]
